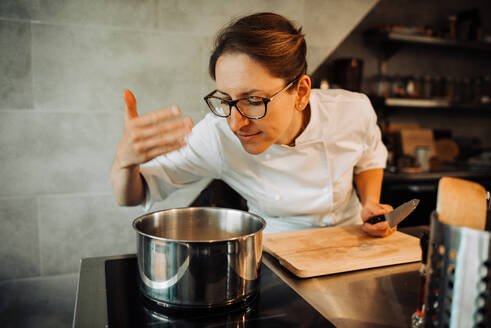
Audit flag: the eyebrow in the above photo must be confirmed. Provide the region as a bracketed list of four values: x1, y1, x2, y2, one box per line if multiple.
[216, 89, 264, 98]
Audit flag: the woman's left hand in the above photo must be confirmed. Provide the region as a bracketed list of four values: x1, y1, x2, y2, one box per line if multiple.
[361, 202, 396, 237]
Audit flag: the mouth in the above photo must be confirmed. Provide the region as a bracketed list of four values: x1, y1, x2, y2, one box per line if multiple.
[236, 131, 262, 142]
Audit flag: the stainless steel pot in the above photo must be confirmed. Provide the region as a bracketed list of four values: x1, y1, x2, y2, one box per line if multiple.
[132, 207, 266, 309]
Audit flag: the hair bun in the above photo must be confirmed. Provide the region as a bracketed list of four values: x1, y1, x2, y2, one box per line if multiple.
[209, 12, 307, 82]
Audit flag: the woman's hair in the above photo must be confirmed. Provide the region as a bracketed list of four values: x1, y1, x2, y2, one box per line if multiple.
[209, 12, 307, 89]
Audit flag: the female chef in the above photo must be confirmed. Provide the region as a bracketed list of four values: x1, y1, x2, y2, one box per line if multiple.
[110, 12, 394, 237]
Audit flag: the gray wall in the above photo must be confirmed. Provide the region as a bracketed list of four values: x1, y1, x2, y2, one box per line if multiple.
[0, 0, 379, 281]
[322, 0, 491, 147]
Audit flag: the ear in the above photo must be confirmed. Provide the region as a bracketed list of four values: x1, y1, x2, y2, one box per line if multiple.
[295, 75, 311, 112]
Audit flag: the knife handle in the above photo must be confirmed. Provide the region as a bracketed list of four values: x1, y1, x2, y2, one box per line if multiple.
[366, 216, 386, 225]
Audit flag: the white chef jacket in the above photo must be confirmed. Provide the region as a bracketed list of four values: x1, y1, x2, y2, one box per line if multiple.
[140, 89, 388, 233]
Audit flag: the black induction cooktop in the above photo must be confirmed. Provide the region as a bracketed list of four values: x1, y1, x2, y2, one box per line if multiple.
[105, 257, 334, 327]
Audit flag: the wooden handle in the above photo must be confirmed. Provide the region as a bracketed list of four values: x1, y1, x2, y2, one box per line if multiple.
[436, 177, 487, 230]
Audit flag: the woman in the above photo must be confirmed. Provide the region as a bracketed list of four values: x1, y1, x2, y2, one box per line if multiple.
[110, 12, 394, 237]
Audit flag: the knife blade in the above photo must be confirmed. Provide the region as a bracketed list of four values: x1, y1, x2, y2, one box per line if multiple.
[365, 199, 420, 228]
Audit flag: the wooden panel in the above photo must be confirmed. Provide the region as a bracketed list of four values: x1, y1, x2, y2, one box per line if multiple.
[436, 177, 487, 230]
[263, 225, 421, 278]
[400, 128, 435, 156]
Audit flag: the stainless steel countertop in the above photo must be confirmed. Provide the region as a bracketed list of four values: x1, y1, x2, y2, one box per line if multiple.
[73, 227, 428, 328]
[263, 255, 420, 327]
[261, 226, 428, 328]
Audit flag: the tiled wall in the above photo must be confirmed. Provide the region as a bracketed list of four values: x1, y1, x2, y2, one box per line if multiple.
[0, 0, 378, 280]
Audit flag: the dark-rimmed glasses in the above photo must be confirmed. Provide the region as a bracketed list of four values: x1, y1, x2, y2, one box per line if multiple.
[203, 78, 299, 119]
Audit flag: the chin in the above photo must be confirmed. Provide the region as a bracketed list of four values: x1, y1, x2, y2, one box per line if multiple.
[240, 141, 270, 155]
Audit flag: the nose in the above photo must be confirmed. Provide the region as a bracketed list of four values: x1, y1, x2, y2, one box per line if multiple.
[227, 106, 250, 132]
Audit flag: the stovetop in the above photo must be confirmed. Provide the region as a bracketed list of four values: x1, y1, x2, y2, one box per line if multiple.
[105, 257, 334, 327]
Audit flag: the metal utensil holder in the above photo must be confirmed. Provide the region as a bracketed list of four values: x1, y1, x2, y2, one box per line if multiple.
[423, 211, 491, 327]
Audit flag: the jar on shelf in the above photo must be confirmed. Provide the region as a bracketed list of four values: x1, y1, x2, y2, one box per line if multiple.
[370, 61, 391, 98]
[413, 75, 424, 98]
[405, 76, 417, 98]
[423, 75, 434, 99]
[448, 14, 457, 39]
[391, 75, 406, 97]
[434, 76, 446, 98]
[369, 74, 391, 98]
[471, 76, 482, 104]
[444, 76, 455, 101]
[453, 77, 463, 103]
[461, 77, 472, 104]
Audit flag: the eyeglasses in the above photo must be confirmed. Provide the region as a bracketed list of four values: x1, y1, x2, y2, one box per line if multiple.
[204, 78, 299, 120]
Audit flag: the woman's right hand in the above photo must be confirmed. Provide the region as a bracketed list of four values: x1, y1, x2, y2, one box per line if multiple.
[115, 90, 193, 169]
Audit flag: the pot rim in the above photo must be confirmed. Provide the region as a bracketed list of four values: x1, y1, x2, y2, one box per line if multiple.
[132, 206, 266, 243]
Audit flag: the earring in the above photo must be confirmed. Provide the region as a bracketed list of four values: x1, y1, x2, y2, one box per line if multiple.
[297, 104, 302, 109]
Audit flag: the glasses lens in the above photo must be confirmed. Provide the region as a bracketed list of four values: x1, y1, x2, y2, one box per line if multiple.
[206, 97, 229, 117]
[237, 96, 266, 118]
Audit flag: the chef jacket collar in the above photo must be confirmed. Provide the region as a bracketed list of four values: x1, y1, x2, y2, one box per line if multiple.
[291, 89, 329, 147]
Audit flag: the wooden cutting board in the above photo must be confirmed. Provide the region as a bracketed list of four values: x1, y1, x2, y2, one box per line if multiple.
[263, 225, 421, 278]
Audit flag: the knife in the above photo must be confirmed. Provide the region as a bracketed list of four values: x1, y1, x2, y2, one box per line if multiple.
[365, 199, 420, 228]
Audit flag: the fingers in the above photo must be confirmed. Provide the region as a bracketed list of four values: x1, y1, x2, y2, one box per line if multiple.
[362, 220, 389, 237]
[133, 106, 182, 127]
[122, 106, 193, 163]
[130, 115, 190, 141]
[117, 99, 194, 167]
[380, 204, 394, 212]
[361, 202, 397, 238]
[362, 204, 390, 220]
[123, 90, 138, 119]
[362, 221, 396, 237]
[126, 108, 193, 149]
[118, 126, 189, 168]
[361, 203, 394, 223]
[134, 124, 190, 153]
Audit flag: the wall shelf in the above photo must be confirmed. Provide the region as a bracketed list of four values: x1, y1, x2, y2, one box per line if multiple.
[365, 30, 491, 59]
[383, 98, 491, 110]
[369, 97, 491, 121]
[385, 98, 451, 108]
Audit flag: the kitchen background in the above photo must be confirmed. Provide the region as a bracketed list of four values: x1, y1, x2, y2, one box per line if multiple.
[310, 0, 491, 226]
[0, 0, 490, 327]
[312, 0, 491, 150]
[0, 0, 378, 327]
